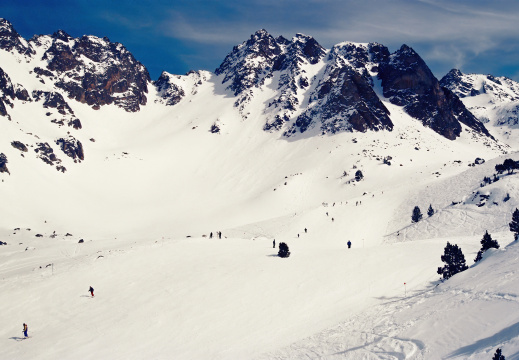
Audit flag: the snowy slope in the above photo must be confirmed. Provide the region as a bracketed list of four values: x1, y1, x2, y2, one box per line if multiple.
[1, 22, 519, 360]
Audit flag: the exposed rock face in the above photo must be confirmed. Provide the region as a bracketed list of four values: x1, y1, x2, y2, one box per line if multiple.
[216, 31, 489, 140]
[56, 137, 84, 161]
[34, 142, 61, 167]
[11, 141, 28, 152]
[0, 18, 34, 56]
[32, 90, 82, 129]
[0, 67, 30, 118]
[288, 57, 392, 135]
[216, 29, 285, 96]
[154, 70, 209, 106]
[32, 90, 74, 116]
[155, 72, 185, 106]
[0, 153, 9, 174]
[378, 45, 489, 140]
[30, 31, 151, 112]
[441, 69, 519, 128]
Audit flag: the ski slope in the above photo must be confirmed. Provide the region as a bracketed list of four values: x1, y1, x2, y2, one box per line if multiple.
[1, 55, 519, 359]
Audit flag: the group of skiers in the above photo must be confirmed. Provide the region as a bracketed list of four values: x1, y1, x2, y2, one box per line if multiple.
[21, 286, 94, 339]
[209, 231, 223, 239]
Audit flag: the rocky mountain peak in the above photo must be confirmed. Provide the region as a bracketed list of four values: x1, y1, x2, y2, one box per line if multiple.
[34, 32, 151, 112]
[377, 44, 490, 140]
[440, 69, 519, 128]
[52, 29, 73, 42]
[291, 34, 325, 65]
[0, 18, 34, 56]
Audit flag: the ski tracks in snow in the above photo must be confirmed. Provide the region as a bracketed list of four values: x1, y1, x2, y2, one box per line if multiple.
[256, 292, 428, 359]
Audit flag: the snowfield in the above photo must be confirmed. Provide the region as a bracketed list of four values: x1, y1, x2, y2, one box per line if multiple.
[2, 47, 519, 359]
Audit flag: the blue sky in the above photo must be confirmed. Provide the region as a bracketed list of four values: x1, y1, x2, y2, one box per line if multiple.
[2, 0, 519, 81]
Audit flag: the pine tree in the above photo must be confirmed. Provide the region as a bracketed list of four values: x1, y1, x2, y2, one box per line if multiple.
[437, 242, 468, 280]
[481, 230, 500, 252]
[411, 206, 423, 223]
[278, 242, 290, 258]
[493, 348, 505, 360]
[427, 204, 434, 217]
[509, 208, 519, 240]
[474, 250, 483, 263]
[475, 231, 500, 263]
[355, 170, 364, 182]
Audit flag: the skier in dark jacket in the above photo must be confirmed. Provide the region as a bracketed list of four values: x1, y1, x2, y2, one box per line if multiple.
[22, 323, 28, 338]
[89, 286, 94, 297]
[347, 241, 351, 249]
[273, 239, 276, 248]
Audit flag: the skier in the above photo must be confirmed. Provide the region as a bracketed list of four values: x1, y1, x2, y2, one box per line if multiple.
[218, 231, 222, 239]
[89, 286, 94, 297]
[210, 232, 213, 239]
[273, 239, 276, 248]
[22, 323, 28, 338]
[347, 241, 351, 249]
[304, 228, 307, 233]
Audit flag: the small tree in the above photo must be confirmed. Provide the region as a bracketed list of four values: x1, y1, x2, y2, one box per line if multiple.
[278, 242, 290, 258]
[481, 230, 500, 252]
[503, 158, 516, 174]
[509, 208, 519, 240]
[495, 164, 506, 174]
[411, 206, 423, 223]
[493, 348, 505, 360]
[475, 231, 500, 262]
[355, 170, 363, 182]
[437, 242, 468, 280]
[427, 204, 434, 217]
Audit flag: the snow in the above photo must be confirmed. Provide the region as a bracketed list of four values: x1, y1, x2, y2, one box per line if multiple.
[2, 40, 519, 359]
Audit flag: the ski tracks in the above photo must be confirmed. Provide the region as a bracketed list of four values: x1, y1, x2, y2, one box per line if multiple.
[256, 294, 429, 359]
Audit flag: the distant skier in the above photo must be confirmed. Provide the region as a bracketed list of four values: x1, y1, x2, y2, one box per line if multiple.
[304, 228, 307, 233]
[89, 286, 94, 297]
[210, 232, 213, 239]
[22, 323, 28, 338]
[273, 239, 276, 248]
[218, 231, 222, 239]
[347, 241, 351, 249]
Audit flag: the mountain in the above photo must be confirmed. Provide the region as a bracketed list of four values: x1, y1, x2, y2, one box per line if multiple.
[213, 30, 490, 140]
[441, 69, 519, 144]
[0, 19, 497, 176]
[1, 18, 519, 359]
[0, 18, 150, 115]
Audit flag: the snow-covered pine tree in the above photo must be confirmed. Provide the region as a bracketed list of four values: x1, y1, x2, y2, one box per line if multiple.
[427, 204, 434, 217]
[437, 242, 468, 280]
[412, 206, 422, 223]
[509, 208, 519, 240]
[278, 242, 290, 258]
[492, 348, 505, 360]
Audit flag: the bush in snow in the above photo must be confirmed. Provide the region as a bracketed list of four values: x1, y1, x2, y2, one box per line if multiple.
[354, 170, 363, 181]
[278, 242, 290, 258]
[437, 242, 468, 280]
[509, 208, 519, 240]
[427, 204, 434, 217]
[474, 230, 500, 263]
[411, 206, 422, 223]
[210, 123, 220, 134]
[493, 348, 505, 360]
